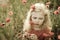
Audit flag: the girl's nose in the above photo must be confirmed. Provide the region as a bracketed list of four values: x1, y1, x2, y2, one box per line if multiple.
[36, 19, 39, 22]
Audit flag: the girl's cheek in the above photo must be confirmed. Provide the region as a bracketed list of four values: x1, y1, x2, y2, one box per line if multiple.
[30, 21, 34, 25]
[39, 20, 44, 25]
[30, 18, 35, 25]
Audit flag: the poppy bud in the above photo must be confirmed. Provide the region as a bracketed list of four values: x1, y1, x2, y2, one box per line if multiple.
[8, 11, 13, 16]
[6, 18, 10, 22]
[54, 10, 59, 15]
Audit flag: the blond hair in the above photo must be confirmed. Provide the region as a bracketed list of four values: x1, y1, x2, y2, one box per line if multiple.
[23, 3, 52, 32]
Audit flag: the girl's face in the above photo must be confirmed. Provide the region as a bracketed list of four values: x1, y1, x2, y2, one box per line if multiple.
[31, 12, 44, 26]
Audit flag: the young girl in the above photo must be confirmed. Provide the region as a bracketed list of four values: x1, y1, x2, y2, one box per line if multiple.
[22, 3, 54, 40]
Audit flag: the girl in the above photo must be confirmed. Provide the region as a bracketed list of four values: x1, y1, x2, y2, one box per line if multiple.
[22, 3, 54, 40]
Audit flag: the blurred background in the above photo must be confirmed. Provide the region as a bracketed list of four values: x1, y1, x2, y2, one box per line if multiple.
[0, 0, 60, 40]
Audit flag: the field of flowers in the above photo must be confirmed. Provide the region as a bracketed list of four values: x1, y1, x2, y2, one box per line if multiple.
[0, 0, 60, 40]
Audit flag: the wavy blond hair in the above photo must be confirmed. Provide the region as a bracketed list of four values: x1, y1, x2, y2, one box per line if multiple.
[23, 3, 52, 32]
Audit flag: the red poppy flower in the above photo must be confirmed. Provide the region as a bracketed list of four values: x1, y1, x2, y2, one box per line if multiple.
[54, 10, 59, 15]
[22, 0, 27, 5]
[30, 4, 35, 11]
[6, 18, 10, 22]
[58, 35, 60, 39]
[0, 23, 5, 28]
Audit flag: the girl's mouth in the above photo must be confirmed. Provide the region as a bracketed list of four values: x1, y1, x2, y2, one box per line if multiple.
[33, 23, 39, 25]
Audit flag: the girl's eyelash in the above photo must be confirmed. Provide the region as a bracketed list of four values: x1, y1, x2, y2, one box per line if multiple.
[39, 18, 43, 19]
[33, 17, 37, 19]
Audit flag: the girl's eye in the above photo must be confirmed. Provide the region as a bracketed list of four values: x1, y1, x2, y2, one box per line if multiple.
[39, 18, 43, 20]
[33, 17, 37, 19]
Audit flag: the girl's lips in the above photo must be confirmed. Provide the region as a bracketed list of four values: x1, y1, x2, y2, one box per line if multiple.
[33, 23, 39, 25]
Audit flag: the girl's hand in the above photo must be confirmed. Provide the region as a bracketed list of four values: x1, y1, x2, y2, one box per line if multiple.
[43, 33, 50, 37]
[49, 32, 54, 36]
[43, 32, 54, 37]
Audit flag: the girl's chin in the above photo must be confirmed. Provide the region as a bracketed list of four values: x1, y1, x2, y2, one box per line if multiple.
[33, 24, 40, 26]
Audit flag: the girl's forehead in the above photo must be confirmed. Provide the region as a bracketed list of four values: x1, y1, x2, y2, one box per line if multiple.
[31, 12, 44, 17]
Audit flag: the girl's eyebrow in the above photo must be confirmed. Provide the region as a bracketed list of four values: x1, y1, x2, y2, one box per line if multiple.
[32, 16, 37, 17]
